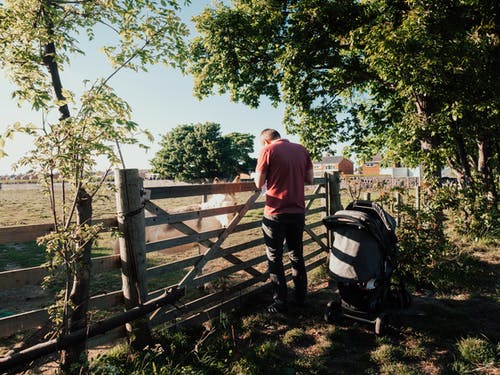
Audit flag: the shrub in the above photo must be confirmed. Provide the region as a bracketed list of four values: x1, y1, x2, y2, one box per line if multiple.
[390, 187, 463, 292]
[451, 186, 500, 241]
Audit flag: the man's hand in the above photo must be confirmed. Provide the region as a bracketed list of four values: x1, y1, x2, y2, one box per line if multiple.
[254, 171, 266, 189]
[305, 168, 314, 185]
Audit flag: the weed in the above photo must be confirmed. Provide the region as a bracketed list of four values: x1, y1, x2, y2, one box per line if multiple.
[229, 358, 260, 374]
[379, 362, 420, 375]
[402, 337, 428, 360]
[308, 263, 327, 285]
[292, 356, 329, 375]
[452, 336, 498, 373]
[371, 343, 401, 363]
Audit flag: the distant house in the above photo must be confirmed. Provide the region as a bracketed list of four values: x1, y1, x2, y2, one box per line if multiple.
[361, 155, 421, 177]
[360, 155, 382, 175]
[313, 156, 354, 176]
[380, 166, 420, 178]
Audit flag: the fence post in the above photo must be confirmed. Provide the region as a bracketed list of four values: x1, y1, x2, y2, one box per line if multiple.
[363, 192, 371, 201]
[326, 172, 342, 215]
[394, 191, 401, 226]
[325, 172, 342, 277]
[415, 185, 421, 211]
[115, 168, 151, 349]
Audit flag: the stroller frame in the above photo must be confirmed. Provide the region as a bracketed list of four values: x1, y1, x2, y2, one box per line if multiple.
[322, 200, 411, 335]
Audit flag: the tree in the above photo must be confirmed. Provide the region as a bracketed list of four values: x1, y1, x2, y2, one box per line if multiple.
[223, 132, 256, 176]
[150, 122, 255, 181]
[188, 0, 499, 218]
[0, 0, 189, 371]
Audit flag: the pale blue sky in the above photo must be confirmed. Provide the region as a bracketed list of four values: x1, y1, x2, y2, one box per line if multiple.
[0, 2, 334, 175]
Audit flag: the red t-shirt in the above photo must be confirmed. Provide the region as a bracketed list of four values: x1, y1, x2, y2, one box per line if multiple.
[256, 139, 313, 216]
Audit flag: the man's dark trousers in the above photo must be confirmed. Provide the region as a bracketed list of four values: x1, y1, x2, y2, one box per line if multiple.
[262, 213, 307, 305]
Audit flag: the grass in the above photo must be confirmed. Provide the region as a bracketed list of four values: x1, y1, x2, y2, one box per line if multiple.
[0, 241, 46, 270]
[86, 248, 499, 374]
[0, 187, 117, 227]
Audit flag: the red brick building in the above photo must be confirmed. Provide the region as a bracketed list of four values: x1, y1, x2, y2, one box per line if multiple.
[313, 156, 354, 176]
[360, 155, 382, 175]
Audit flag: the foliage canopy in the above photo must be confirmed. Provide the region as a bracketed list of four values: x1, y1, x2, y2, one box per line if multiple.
[151, 122, 255, 181]
[189, 0, 499, 211]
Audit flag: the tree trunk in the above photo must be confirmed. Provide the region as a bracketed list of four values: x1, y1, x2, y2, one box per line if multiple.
[61, 189, 92, 374]
[43, 40, 70, 120]
[43, 8, 92, 372]
[415, 96, 441, 185]
[477, 138, 498, 208]
[451, 128, 474, 189]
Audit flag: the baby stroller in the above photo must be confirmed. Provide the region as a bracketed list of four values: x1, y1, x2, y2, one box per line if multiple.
[322, 200, 411, 335]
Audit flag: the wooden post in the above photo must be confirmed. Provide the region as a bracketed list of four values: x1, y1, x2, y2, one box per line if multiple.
[415, 185, 421, 211]
[324, 173, 330, 256]
[363, 192, 371, 201]
[326, 171, 342, 216]
[394, 191, 401, 226]
[324, 172, 342, 272]
[114, 169, 151, 349]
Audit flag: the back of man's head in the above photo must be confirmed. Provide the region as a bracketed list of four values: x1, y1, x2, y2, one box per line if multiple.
[261, 128, 281, 143]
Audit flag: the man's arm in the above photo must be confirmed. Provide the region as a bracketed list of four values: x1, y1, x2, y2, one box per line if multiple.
[254, 171, 266, 189]
[305, 168, 314, 185]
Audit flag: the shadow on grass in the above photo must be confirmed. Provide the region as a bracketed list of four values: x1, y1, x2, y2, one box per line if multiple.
[424, 252, 500, 297]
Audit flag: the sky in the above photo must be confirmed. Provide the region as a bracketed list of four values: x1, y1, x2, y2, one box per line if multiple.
[0, 1, 326, 175]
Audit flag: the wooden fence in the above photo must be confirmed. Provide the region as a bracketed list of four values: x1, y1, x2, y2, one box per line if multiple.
[341, 175, 419, 190]
[0, 171, 341, 369]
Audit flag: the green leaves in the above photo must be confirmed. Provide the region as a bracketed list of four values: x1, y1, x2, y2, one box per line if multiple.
[189, 0, 498, 210]
[151, 123, 254, 181]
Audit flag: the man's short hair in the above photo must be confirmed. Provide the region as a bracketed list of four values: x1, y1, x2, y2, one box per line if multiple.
[261, 128, 281, 142]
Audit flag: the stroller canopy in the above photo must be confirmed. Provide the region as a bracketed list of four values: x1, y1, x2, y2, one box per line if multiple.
[323, 201, 397, 283]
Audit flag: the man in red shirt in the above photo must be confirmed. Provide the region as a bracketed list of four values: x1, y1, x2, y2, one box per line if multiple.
[254, 129, 314, 313]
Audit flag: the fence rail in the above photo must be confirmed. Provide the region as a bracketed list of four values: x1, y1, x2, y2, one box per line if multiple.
[0, 217, 118, 245]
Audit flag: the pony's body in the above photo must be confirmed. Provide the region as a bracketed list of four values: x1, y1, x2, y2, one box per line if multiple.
[115, 177, 239, 255]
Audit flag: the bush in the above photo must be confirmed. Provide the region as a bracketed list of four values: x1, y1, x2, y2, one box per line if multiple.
[454, 188, 499, 241]
[393, 189, 462, 292]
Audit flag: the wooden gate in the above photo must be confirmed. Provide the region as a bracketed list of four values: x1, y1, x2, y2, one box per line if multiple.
[115, 169, 336, 335]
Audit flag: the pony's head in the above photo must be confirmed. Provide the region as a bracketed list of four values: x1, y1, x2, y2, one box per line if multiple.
[200, 176, 240, 227]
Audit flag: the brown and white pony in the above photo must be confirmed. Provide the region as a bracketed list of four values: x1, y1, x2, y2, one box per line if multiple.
[145, 176, 239, 254]
[115, 176, 239, 255]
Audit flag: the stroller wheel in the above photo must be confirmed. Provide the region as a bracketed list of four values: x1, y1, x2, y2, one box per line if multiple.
[324, 300, 341, 324]
[375, 313, 388, 336]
